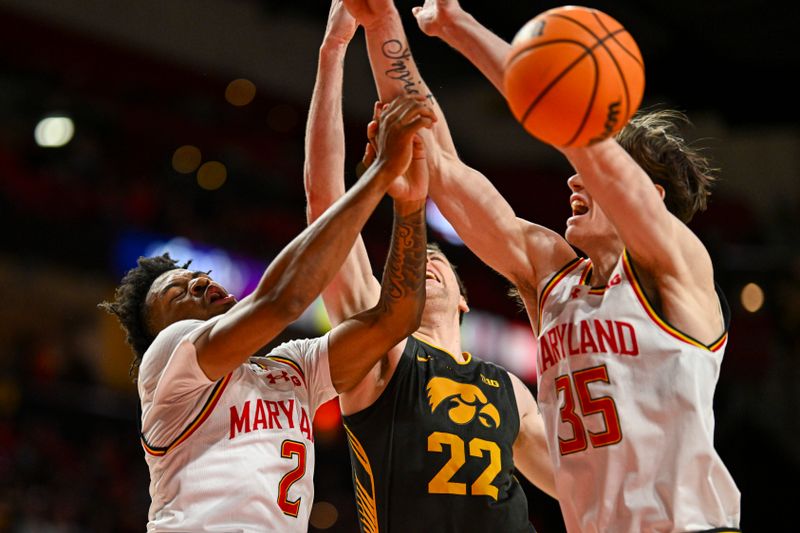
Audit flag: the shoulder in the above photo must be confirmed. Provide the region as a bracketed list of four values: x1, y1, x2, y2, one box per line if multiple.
[139, 319, 208, 378]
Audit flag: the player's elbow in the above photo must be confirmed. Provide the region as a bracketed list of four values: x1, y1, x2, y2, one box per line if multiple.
[303, 181, 342, 223]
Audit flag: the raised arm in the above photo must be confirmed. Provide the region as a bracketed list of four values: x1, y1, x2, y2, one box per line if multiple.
[432, 154, 576, 297]
[413, 0, 511, 96]
[560, 138, 724, 343]
[195, 96, 434, 380]
[347, 0, 575, 303]
[344, 0, 456, 155]
[327, 190, 428, 393]
[304, 0, 381, 326]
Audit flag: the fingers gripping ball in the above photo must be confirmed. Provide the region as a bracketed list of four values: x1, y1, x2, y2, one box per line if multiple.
[503, 5, 645, 147]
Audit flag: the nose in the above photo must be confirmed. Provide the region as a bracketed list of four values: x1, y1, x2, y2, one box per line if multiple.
[567, 173, 583, 192]
[189, 276, 209, 297]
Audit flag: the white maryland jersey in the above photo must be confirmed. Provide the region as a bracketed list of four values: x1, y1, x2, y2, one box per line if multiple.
[536, 253, 740, 533]
[137, 317, 336, 532]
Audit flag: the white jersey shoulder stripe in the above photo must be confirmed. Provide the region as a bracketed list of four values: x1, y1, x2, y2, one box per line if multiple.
[141, 372, 232, 456]
[621, 250, 727, 352]
[537, 257, 587, 332]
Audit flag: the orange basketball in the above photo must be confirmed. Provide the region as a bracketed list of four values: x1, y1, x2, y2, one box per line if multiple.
[503, 5, 645, 147]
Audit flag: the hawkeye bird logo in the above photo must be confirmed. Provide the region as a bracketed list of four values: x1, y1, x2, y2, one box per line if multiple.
[426, 377, 500, 429]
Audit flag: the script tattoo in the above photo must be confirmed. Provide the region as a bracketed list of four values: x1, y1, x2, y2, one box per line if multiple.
[382, 206, 426, 303]
[381, 39, 433, 101]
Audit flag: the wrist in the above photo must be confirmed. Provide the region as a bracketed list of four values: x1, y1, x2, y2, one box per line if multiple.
[319, 38, 350, 57]
[439, 8, 474, 44]
[394, 197, 427, 215]
[361, 8, 401, 33]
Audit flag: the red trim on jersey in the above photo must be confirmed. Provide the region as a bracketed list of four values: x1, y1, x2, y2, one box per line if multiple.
[266, 356, 306, 387]
[141, 372, 232, 456]
[622, 251, 727, 352]
[537, 258, 585, 331]
[578, 263, 593, 286]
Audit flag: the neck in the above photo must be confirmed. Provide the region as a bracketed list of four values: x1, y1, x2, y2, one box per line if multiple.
[584, 242, 624, 286]
[415, 309, 464, 361]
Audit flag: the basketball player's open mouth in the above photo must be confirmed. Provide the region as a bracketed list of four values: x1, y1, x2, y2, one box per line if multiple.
[571, 199, 589, 216]
[206, 286, 233, 305]
[426, 271, 440, 283]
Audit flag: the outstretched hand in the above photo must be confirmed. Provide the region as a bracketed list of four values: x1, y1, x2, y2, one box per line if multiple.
[372, 95, 436, 192]
[387, 128, 431, 202]
[364, 101, 430, 202]
[342, 0, 396, 30]
[412, 0, 461, 38]
[325, 0, 358, 46]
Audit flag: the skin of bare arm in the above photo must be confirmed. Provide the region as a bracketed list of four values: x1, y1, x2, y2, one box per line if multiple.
[192, 94, 434, 383]
[346, 0, 560, 499]
[348, 0, 575, 320]
[304, 0, 382, 326]
[560, 141, 724, 344]
[326, 95, 433, 395]
[304, 0, 437, 409]
[412, 0, 511, 96]
[509, 373, 557, 499]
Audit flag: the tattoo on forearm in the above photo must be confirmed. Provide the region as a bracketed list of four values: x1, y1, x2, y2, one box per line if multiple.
[382, 206, 426, 303]
[381, 39, 434, 102]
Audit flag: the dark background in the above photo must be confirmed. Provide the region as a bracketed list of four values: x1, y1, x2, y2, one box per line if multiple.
[0, 0, 797, 531]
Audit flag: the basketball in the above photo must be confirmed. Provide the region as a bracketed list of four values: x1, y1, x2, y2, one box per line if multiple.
[503, 5, 645, 147]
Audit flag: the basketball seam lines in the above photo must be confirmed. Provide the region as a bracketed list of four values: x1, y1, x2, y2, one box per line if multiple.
[514, 31, 626, 145]
[513, 39, 594, 126]
[592, 12, 638, 124]
[547, 12, 637, 144]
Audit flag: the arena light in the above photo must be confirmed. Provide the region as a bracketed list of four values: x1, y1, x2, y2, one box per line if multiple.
[225, 78, 256, 106]
[34, 116, 75, 147]
[740, 282, 764, 313]
[309, 501, 338, 529]
[172, 145, 202, 174]
[197, 161, 227, 190]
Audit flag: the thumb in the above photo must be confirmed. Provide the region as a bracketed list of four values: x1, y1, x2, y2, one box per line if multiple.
[363, 142, 376, 166]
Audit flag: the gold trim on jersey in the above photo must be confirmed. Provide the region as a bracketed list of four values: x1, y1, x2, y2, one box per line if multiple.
[622, 250, 727, 352]
[265, 355, 307, 387]
[141, 372, 232, 456]
[412, 335, 472, 365]
[344, 424, 379, 533]
[537, 257, 586, 331]
[579, 263, 612, 295]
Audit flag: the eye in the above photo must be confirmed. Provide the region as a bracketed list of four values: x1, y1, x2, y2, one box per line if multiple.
[170, 287, 186, 302]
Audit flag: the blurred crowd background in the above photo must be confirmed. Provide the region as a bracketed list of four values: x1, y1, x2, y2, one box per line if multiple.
[0, 0, 797, 531]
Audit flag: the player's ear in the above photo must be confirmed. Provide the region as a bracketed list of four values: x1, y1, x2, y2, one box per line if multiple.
[654, 183, 666, 200]
[459, 295, 469, 315]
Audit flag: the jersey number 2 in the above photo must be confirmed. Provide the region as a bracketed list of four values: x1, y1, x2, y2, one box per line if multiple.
[278, 440, 307, 517]
[427, 432, 501, 500]
[555, 364, 622, 455]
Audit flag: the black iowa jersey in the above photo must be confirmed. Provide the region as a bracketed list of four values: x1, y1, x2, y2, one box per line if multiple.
[343, 336, 534, 533]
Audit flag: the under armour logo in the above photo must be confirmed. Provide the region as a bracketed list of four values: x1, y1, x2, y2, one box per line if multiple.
[266, 371, 291, 384]
[570, 286, 582, 299]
